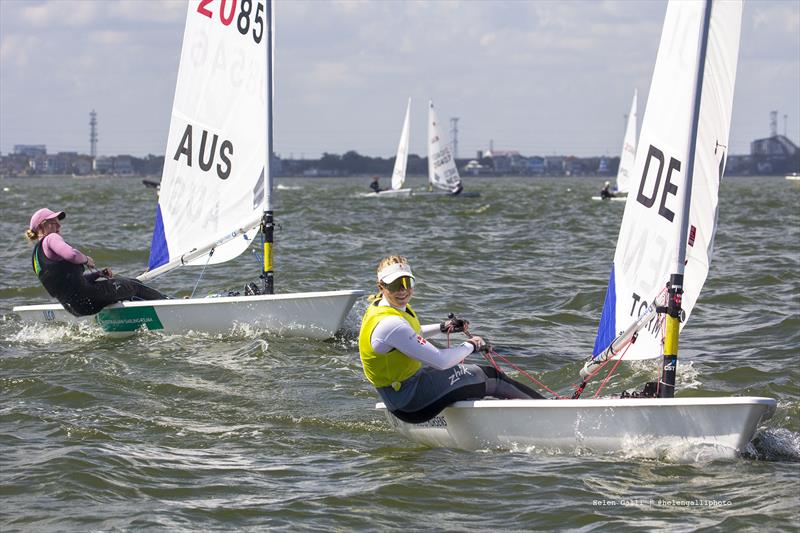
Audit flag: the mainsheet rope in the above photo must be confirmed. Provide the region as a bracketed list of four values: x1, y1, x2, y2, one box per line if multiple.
[441, 305, 668, 400]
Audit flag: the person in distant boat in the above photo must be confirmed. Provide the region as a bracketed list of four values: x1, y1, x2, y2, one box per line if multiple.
[25, 208, 169, 317]
[450, 182, 464, 195]
[358, 255, 543, 424]
[600, 181, 616, 199]
[369, 176, 383, 193]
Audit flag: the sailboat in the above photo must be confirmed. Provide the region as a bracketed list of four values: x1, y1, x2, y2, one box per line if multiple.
[365, 98, 413, 198]
[14, 0, 364, 339]
[418, 100, 480, 198]
[378, 0, 776, 457]
[592, 89, 637, 202]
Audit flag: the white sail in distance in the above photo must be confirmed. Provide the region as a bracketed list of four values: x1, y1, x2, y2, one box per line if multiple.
[427, 100, 462, 191]
[391, 98, 411, 191]
[593, 0, 742, 360]
[616, 89, 638, 194]
[148, 0, 268, 273]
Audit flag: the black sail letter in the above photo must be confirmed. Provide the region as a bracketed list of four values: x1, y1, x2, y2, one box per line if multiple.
[637, 145, 664, 208]
[658, 157, 681, 222]
[217, 140, 233, 180]
[174, 124, 193, 165]
[198, 131, 218, 172]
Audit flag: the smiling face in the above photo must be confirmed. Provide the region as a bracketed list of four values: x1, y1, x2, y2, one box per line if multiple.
[379, 275, 415, 308]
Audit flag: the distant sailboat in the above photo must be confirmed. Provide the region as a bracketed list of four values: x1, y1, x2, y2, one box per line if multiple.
[366, 98, 413, 198]
[592, 90, 637, 201]
[419, 100, 480, 198]
[615, 89, 638, 195]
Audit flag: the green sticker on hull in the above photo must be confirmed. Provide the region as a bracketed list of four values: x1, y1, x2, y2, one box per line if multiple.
[96, 306, 164, 332]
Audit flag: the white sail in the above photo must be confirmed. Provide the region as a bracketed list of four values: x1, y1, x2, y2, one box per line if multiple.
[427, 100, 462, 192]
[615, 89, 638, 194]
[593, 0, 742, 360]
[148, 0, 268, 273]
[391, 98, 411, 191]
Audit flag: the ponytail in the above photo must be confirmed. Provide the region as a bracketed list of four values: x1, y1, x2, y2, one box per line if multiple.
[25, 229, 39, 242]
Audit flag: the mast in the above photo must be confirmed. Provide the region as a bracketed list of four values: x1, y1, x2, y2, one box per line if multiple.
[261, 0, 275, 294]
[659, 0, 713, 398]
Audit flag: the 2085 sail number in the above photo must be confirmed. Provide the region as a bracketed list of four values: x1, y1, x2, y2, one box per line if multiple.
[197, 0, 265, 44]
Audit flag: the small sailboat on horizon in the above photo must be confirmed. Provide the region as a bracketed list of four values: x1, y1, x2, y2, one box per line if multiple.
[417, 100, 480, 198]
[364, 98, 413, 198]
[593, 89, 638, 202]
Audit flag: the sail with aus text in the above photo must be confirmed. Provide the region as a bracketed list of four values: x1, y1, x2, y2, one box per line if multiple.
[148, 0, 268, 274]
[593, 0, 741, 360]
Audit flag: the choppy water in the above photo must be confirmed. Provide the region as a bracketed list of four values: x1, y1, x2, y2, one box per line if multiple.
[1, 175, 798, 531]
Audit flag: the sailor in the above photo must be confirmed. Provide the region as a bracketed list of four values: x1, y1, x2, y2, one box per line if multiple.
[25, 207, 168, 316]
[369, 176, 383, 193]
[358, 255, 543, 424]
[450, 181, 464, 195]
[600, 181, 615, 199]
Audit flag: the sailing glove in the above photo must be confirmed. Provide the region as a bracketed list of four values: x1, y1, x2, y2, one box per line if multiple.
[440, 313, 469, 333]
[466, 336, 488, 354]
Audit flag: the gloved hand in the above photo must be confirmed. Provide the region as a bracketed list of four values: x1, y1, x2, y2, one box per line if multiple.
[440, 313, 470, 333]
[466, 336, 487, 354]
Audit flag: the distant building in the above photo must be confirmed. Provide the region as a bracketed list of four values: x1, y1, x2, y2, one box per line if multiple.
[750, 135, 799, 174]
[527, 156, 545, 174]
[14, 144, 46, 157]
[94, 156, 114, 174]
[463, 159, 491, 175]
[484, 149, 525, 174]
[545, 156, 565, 174]
[114, 155, 134, 175]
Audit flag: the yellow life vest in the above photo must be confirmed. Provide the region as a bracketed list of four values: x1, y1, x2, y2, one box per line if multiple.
[358, 299, 422, 390]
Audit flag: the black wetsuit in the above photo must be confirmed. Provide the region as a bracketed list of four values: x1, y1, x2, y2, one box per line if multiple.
[370, 181, 382, 193]
[600, 186, 615, 199]
[32, 242, 167, 316]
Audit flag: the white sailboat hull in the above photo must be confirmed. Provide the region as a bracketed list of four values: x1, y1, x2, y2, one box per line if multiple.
[13, 289, 364, 339]
[591, 196, 626, 202]
[415, 190, 481, 198]
[361, 188, 412, 198]
[378, 397, 776, 458]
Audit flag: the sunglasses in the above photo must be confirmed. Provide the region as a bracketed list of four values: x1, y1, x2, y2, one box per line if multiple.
[381, 276, 415, 292]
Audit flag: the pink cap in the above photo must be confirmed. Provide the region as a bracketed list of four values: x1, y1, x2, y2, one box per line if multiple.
[29, 208, 65, 231]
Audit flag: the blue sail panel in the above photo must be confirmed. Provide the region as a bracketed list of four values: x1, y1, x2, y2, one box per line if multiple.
[592, 265, 618, 357]
[148, 205, 169, 270]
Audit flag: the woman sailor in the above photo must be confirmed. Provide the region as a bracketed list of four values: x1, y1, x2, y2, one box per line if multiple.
[25, 207, 168, 316]
[358, 255, 543, 424]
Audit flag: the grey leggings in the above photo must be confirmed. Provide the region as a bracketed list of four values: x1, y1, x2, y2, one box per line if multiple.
[378, 364, 544, 424]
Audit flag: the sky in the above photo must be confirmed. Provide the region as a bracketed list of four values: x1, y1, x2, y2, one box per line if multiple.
[1, 0, 798, 160]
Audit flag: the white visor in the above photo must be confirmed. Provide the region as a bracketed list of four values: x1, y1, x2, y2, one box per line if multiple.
[377, 262, 415, 284]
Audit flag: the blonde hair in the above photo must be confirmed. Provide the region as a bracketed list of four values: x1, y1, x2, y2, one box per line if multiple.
[369, 255, 410, 302]
[25, 228, 39, 242]
[376, 255, 409, 278]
